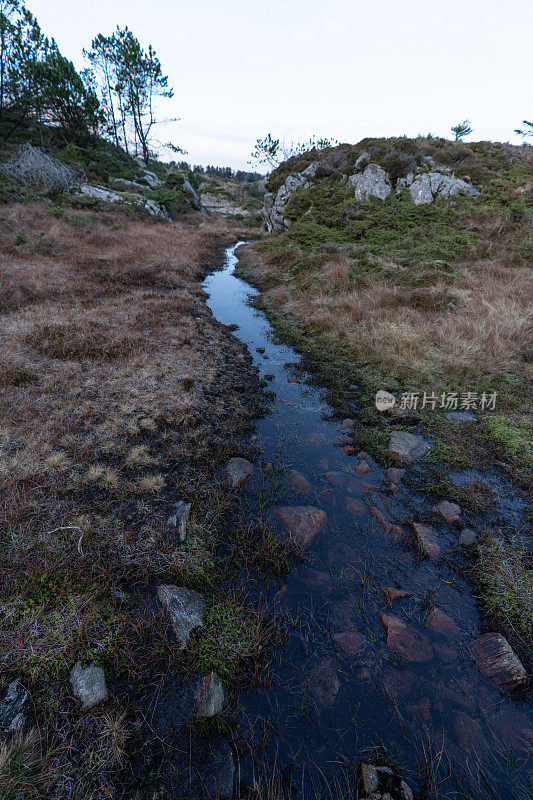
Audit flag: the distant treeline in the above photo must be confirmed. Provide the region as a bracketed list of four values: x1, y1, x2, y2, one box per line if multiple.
[172, 162, 264, 183]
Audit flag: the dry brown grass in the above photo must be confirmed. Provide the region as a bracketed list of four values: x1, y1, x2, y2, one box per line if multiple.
[242, 246, 533, 387]
[0, 202, 264, 797]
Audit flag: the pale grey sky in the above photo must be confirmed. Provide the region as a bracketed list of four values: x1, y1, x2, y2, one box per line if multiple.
[29, 0, 532, 169]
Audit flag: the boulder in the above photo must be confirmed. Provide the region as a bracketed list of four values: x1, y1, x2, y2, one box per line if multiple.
[433, 500, 461, 523]
[167, 500, 191, 542]
[0, 680, 30, 739]
[409, 171, 479, 205]
[359, 762, 414, 799]
[286, 468, 311, 492]
[380, 613, 434, 662]
[78, 183, 170, 219]
[412, 522, 440, 559]
[141, 169, 162, 189]
[475, 632, 528, 690]
[272, 506, 326, 545]
[225, 457, 253, 488]
[388, 430, 429, 463]
[348, 164, 391, 201]
[157, 585, 204, 646]
[70, 662, 108, 708]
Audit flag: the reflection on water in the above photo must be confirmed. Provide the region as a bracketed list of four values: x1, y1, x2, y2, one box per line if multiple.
[203, 244, 532, 798]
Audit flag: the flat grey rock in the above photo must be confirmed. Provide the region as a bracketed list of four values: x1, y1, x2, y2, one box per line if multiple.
[157, 584, 204, 646]
[70, 662, 108, 708]
[388, 430, 429, 463]
[167, 500, 192, 542]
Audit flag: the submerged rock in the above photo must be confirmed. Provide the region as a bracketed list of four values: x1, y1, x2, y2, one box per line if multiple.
[225, 457, 253, 488]
[388, 430, 429, 463]
[286, 468, 311, 492]
[433, 499, 461, 523]
[157, 585, 204, 646]
[475, 632, 528, 690]
[273, 505, 326, 545]
[382, 587, 412, 604]
[380, 613, 434, 662]
[370, 507, 403, 536]
[425, 607, 459, 636]
[70, 662, 108, 708]
[412, 522, 441, 559]
[333, 631, 367, 656]
[305, 658, 340, 707]
[0, 680, 30, 739]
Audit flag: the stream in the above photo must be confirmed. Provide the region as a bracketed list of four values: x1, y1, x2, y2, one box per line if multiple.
[203, 243, 532, 799]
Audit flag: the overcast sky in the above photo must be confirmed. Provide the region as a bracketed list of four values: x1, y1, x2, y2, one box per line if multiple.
[28, 0, 532, 169]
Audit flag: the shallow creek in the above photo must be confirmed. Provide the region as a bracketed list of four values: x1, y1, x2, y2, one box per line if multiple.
[203, 243, 532, 798]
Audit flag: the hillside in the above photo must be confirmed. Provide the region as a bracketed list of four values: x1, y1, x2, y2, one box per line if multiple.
[240, 136, 532, 477]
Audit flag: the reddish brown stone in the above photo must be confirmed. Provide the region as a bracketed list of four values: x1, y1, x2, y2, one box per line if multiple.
[412, 522, 440, 559]
[397, 552, 413, 564]
[354, 460, 372, 475]
[433, 499, 461, 523]
[380, 613, 434, 662]
[381, 667, 416, 698]
[382, 587, 412, 604]
[287, 376, 298, 383]
[370, 507, 402, 536]
[304, 659, 340, 708]
[343, 445, 356, 456]
[335, 435, 354, 447]
[286, 469, 311, 492]
[425, 607, 459, 636]
[308, 431, 326, 444]
[475, 633, 528, 690]
[273, 506, 327, 545]
[434, 642, 458, 663]
[333, 631, 366, 656]
[453, 711, 486, 755]
[346, 497, 365, 516]
[414, 696, 431, 722]
[339, 418, 354, 431]
[322, 471, 345, 486]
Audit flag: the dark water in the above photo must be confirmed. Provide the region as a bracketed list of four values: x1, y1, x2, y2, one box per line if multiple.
[203, 244, 532, 799]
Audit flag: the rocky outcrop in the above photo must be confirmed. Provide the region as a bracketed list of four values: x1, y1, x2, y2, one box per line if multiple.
[347, 163, 391, 201]
[262, 162, 318, 231]
[262, 149, 480, 230]
[406, 171, 480, 205]
[78, 183, 170, 219]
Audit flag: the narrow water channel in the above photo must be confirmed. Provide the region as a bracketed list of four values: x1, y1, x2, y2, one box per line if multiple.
[203, 244, 532, 799]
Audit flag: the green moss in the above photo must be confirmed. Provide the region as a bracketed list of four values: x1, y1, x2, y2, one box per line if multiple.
[479, 415, 532, 470]
[476, 534, 533, 645]
[186, 600, 261, 681]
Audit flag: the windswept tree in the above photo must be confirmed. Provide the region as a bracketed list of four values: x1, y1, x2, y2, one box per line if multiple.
[451, 120, 473, 141]
[250, 133, 338, 169]
[1, 2, 100, 142]
[86, 27, 174, 163]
